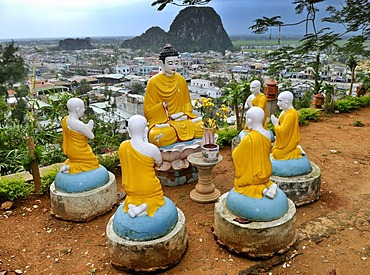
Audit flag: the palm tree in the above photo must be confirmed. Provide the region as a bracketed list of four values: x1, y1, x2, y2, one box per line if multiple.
[250, 16, 284, 46]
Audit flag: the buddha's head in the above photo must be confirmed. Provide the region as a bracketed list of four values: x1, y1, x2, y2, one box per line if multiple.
[246, 106, 264, 129]
[67, 98, 85, 117]
[128, 115, 148, 139]
[277, 91, 294, 110]
[159, 44, 179, 76]
[250, 80, 261, 96]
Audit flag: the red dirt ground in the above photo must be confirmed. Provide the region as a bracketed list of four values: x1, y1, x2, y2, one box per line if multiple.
[1, 106, 370, 275]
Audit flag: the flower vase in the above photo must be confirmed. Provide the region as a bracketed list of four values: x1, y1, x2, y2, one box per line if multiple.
[201, 126, 219, 163]
[201, 143, 220, 163]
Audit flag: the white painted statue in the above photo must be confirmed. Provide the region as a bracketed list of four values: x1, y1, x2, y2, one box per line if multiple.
[60, 97, 99, 174]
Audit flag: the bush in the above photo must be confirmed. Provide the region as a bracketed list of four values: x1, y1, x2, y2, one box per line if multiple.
[39, 166, 60, 195]
[334, 96, 370, 113]
[97, 152, 120, 173]
[298, 108, 321, 125]
[0, 176, 33, 203]
[216, 127, 239, 148]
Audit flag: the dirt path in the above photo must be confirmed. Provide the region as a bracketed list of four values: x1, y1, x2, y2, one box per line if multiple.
[1, 107, 370, 275]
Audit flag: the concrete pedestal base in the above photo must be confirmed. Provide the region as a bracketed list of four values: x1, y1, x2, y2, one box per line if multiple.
[213, 192, 297, 259]
[50, 172, 117, 221]
[187, 152, 222, 203]
[271, 162, 321, 206]
[106, 208, 188, 273]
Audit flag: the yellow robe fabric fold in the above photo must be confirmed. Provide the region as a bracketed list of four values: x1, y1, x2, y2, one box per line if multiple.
[232, 130, 273, 199]
[62, 117, 99, 174]
[272, 108, 302, 160]
[144, 72, 203, 147]
[118, 141, 165, 217]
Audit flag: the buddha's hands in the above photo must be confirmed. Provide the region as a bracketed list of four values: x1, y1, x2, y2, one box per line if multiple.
[191, 116, 202, 123]
[156, 123, 170, 128]
[271, 115, 278, 126]
[87, 119, 94, 131]
[171, 112, 184, 120]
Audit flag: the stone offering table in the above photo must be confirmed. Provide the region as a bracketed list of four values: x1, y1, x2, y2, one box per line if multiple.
[187, 152, 222, 203]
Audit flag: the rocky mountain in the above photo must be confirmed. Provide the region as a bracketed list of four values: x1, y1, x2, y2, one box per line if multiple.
[58, 38, 94, 51]
[120, 26, 168, 51]
[121, 7, 233, 53]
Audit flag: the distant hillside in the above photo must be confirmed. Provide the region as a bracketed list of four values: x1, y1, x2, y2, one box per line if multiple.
[58, 37, 94, 51]
[120, 26, 168, 51]
[121, 7, 233, 53]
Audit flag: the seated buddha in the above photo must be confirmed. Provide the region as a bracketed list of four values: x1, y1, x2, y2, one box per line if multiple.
[270, 91, 312, 176]
[144, 44, 203, 148]
[113, 115, 178, 241]
[226, 107, 288, 221]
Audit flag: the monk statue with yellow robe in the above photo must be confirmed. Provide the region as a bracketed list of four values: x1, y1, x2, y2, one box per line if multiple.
[144, 44, 203, 148]
[226, 107, 288, 221]
[270, 91, 312, 176]
[113, 115, 178, 240]
[238, 80, 270, 141]
[55, 97, 109, 193]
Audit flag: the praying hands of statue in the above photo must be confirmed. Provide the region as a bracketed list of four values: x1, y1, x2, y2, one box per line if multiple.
[87, 119, 94, 132]
[271, 114, 279, 126]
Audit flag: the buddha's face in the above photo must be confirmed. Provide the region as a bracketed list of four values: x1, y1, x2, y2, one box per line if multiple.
[250, 81, 261, 96]
[77, 105, 85, 117]
[163, 56, 179, 76]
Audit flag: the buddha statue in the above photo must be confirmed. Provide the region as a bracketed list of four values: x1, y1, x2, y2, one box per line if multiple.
[270, 91, 312, 176]
[226, 107, 288, 221]
[61, 97, 99, 174]
[238, 80, 268, 141]
[144, 44, 203, 147]
[113, 115, 178, 240]
[56, 97, 109, 193]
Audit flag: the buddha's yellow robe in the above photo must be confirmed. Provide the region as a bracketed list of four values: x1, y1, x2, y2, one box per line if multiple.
[144, 72, 203, 147]
[118, 141, 165, 217]
[62, 117, 99, 174]
[272, 108, 302, 160]
[232, 130, 274, 199]
[244, 93, 268, 130]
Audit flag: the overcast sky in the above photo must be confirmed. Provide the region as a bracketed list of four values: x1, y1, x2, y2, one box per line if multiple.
[0, 0, 346, 40]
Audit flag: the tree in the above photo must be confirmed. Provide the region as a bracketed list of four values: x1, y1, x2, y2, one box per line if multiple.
[324, 0, 370, 39]
[250, 16, 284, 46]
[131, 83, 145, 95]
[324, 0, 370, 95]
[151, 0, 210, 11]
[222, 80, 251, 131]
[252, 0, 341, 94]
[0, 42, 28, 91]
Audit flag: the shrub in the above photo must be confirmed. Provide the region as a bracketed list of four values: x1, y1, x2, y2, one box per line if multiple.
[97, 152, 120, 173]
[298, 108, 321, 125]
[334, 96, 370, 113]
[216, 127, 239, 148]
[0, 176, 33, 203]
[353, 120, 365, 127]
[39, 165, 60, 195]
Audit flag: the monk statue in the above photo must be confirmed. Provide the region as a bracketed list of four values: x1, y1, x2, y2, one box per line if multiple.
[56, 97, 109, 193]
[60, 97, 99, 174]
[113, 115, 178, 240]
[144, 44, 203, 147]
[238, 80, 268, 141]
[234, 107, 276, 199]
[270, 91, 312, 176]
[271, 91, 304, 160]
[226, 107, 288, 221]
[118, 115, 165, 217]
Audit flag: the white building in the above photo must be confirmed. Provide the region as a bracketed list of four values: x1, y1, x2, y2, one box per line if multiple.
[188, 79, 222, 98]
